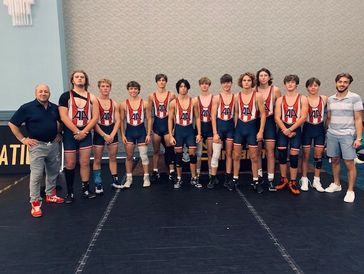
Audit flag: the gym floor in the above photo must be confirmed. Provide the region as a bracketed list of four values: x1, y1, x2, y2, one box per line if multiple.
[0, 161, 363, 274]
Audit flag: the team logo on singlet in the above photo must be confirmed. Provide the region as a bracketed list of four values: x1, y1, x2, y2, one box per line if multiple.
[239, 91, 257, 122]
[98, 99, 114, 126]
[68, 91, 91, 127]
[153, 91, 170, 118]
[100, 111, 111, 122]
[126, 99, 144, 126]
[307, 96, 324, 124]
[176, 98, 193, 126]
[281, 94, 301, 125]
[218, 94, 234, 121]
[198, 95, 212, 123]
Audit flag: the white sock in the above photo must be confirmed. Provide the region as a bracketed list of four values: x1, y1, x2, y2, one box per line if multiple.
[313, 176, 320, 183]
[253, 177, 259, 181]
[153, 168, 158, 172]
[268, 173, 274, 181]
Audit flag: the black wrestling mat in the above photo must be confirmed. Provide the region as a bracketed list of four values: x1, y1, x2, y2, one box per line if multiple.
[0, 166, 363, 274]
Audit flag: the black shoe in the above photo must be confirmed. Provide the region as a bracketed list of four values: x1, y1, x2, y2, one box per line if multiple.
[253, 180, 264, 194]
[268, 180, 277, 192]
[227, 178, 237, 191]
[95, 185, 104, 195]
[168, 171, 176, 183]
[65, 193, 74, 204]
[207, 176, 217, 189]
[224, 175, 231, 188]
[150, 171, 160, 183]
[111, 181, 123, 189]
[82, 185, 96, 199]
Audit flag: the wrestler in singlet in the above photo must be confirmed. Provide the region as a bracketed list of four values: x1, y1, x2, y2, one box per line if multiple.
[59, 90, 93, 151]
[216, 94, 235, 141]
[302, 96, 325, 148]
[152, 91, 170, 137]
[197, 94, 213, 140]
[125, 98, 147, 145]
[277, 94, 302, 149]
[234, 91, 259, 147]
[93, 99, 118, 146]
[174, 98, 196, 149]
[258, 85, 277, 141]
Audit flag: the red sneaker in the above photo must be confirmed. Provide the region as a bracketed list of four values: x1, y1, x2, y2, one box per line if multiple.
[275, 177, 289, 190]
[31, 200, 42, 218]
[46, 194, 64, 204]
[288, 180, 301, 195]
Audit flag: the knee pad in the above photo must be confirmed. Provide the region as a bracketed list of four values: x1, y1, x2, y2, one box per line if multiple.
[165, 146, 175, 165]
[290, 154, 299, 168]
[175, 152, 183, 167]
[138, 146, 149, 165]
[211, 143, 222, 168]
[189, 154, 197, 164]
[278, 149, 287, 165]
[196, 142, 203, 158]
[314, 157, 322, 169]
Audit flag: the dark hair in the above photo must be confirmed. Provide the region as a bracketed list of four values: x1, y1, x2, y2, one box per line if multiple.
[126, 81, 141, 91]
[176, 79, 190, 93]
[220, 74, 233, 84]
[155, 73, 168, 82]
[70, 70, 89, 90]
[238, 72, 256, 88]
[283, 74, 300, 85]
[335, 73, 353, 84]
[305, 77, 321, 88]
[256, 68, 273, 86]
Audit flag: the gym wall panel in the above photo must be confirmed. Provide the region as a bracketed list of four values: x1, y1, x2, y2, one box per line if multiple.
[62, 0, 364, 101]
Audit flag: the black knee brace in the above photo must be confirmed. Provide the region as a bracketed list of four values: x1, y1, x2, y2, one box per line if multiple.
[175, 152, 183, 167]
[314, 157, 322, 169]
[290, 154, 299, 168]
[165, 146, 175, 165]
[278, 149, 287, 164]
[189, 154, 197, 164]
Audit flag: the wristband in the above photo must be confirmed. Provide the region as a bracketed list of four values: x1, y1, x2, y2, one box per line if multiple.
[20, 137, 27, 142]
[102, 133, 106, 138]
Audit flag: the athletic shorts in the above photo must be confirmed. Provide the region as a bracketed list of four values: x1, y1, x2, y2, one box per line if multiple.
[277, 122, 302, 150]
[125, 123, 146, 145]
[93, 123, 118, 146]
[234, 119, 258, 147]
[302, 122, 325, 147]
[326, 132, 356, 160]
[199, 121, 213, 140]
[153, 116, 168, 137]
[216, 119, 234, 141]
[63, 127, 92, 151]
[174, 124, 196, 149]
[257, 115, 277, 141]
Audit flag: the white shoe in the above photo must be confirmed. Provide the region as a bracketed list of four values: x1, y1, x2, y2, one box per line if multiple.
[299, 177, 309, 191]
[325, 183, 342, 193]
[143, 176, 151, 188]
[123, 177, 133, 188]
[344, 191, 355, 203]
[312, 180, 325, 192]
[354, 157, 364, 164]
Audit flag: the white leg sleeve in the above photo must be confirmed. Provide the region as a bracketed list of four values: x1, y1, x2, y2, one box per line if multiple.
[138, 146, 149, 165]
[211, 143, 222, 168]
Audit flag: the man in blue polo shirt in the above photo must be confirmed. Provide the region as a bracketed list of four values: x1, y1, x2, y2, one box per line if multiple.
[325, 73, 363, 203]
[8, 84, 64, 217]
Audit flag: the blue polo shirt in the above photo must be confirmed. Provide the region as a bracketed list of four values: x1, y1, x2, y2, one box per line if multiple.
[10, 99, 60, 142]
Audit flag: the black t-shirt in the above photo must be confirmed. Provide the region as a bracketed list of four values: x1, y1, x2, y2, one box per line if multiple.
[58, 90, 89, 107]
